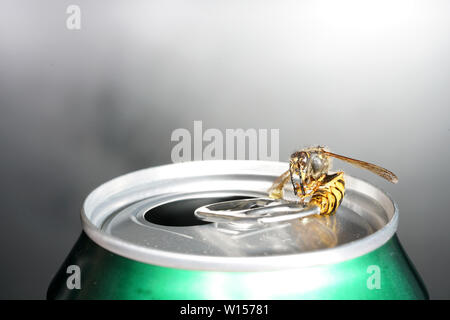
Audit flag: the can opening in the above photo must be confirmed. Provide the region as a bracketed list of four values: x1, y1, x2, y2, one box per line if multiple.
[144, 196, 253, 227]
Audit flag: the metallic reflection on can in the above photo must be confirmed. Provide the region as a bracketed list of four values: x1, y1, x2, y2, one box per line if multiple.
[47, 161, 428, 299]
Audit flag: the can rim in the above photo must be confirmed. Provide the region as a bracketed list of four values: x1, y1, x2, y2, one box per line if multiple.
[81, 160, 398, 271]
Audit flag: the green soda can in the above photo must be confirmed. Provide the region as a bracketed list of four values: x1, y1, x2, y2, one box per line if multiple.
[47, 161, 428, 299]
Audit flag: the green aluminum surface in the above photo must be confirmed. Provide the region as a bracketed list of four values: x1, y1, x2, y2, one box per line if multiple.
[47, 232, 428, 300]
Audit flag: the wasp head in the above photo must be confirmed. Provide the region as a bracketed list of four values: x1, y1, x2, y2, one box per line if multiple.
[289, 148, 330, 197]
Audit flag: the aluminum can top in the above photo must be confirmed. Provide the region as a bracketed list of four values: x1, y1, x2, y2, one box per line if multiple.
[82, 160, 398, 271]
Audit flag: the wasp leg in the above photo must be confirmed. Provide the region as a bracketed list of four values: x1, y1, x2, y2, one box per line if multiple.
[290, 168, 299, 196]
[309, 172, 345, 215]
[307, 175, 326, 196]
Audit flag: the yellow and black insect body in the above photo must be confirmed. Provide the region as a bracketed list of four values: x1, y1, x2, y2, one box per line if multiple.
[309, 172, 345, 215]
[269, 146, 397, 215]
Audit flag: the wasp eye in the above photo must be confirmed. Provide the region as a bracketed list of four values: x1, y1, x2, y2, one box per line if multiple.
[311, 156, 323, 172]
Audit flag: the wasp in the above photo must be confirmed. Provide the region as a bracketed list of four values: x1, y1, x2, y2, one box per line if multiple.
[268, 146, 398, 215]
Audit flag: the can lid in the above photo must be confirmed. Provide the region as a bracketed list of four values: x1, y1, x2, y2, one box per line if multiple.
[82, 160, 398, 271]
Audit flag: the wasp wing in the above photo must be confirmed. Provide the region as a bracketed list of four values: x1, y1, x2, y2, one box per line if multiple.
[323, 151, 398, 183]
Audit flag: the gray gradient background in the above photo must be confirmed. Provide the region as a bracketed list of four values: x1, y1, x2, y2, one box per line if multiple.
[1, 0, 449, 299]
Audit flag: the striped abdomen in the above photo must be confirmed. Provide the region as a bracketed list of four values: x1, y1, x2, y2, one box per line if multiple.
[309, 172, 345, 215]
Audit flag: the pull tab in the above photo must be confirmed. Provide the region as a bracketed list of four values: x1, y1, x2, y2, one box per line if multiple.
[194, 197, 320, 229]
